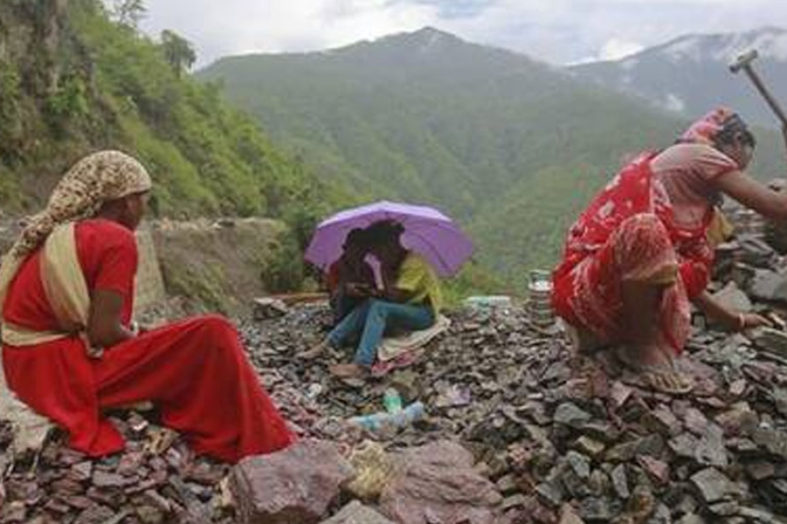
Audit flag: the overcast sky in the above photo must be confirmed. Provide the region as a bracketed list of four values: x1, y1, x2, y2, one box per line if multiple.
[137, 0, 786, 68]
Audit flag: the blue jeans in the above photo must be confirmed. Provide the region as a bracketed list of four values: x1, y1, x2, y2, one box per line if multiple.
[327, 299, 435, 367]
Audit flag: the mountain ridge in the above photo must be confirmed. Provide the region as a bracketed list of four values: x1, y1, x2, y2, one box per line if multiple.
[198, 26, 786, 280]
[570, 26, 787, 127]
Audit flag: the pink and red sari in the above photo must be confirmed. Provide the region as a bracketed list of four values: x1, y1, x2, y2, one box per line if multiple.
[551, 153, 715, 354]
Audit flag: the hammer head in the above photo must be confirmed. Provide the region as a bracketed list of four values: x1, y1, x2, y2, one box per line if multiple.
[730, 49, 759, 73]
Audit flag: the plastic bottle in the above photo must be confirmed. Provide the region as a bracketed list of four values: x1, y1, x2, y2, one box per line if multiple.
[348, 401, 425, 432]
[383, 388, 403, 413]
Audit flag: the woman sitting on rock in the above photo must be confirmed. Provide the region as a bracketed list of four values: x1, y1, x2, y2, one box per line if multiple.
[0, 151, 294, 462]
[302, 220, 442, 378]
[552, 108, 781, 394]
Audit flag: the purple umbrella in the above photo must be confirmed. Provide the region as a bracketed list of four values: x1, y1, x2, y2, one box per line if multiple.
[305, 201, 474, 277]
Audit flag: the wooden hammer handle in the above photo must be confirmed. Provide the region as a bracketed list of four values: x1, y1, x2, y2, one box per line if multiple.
[744, 65, 787, 127]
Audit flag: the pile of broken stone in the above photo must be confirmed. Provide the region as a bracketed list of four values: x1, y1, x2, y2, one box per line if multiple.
[6, 229, 787, 523]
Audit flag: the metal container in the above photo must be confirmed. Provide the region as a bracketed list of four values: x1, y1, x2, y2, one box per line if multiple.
[528, 269, 554, 327]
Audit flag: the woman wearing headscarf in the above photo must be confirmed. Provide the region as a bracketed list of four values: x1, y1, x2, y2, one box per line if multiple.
[0, 151, 294, 462]
[552, 108, 784, 394]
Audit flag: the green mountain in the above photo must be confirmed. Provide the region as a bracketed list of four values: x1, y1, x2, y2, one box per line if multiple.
[0, 0, 343, 227]
[198, 27, 785, 282]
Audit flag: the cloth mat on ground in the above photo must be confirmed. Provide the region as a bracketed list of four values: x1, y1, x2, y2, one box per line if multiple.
[371, 315, 450, 376]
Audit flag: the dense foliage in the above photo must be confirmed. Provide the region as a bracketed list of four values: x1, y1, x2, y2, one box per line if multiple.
[0, 0, 345, 224]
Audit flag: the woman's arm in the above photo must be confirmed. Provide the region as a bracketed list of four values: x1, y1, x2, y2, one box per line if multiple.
[693, 291, 771, 331]
[87, 289, 135, 348]
[375, 263, 414, 303]
[715, 170, 787, 221]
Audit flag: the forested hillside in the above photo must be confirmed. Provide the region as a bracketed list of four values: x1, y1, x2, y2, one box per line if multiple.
[198, 27, 786, 280]
[0, 0, 345, 227]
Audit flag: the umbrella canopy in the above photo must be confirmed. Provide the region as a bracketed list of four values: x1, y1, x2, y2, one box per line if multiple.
[305, 201, 473, 277]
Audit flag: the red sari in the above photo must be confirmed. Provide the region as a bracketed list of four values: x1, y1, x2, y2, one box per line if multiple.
[2, 219, 294, 462]
[552, 153, 715, 353]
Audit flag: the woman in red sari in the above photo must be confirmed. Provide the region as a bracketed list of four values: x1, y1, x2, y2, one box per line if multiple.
[552, 108, 784, 393]
[0, 151, 294, 462]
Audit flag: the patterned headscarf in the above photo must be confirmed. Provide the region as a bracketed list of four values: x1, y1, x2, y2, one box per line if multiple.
[0, 151, 152, 306]
[679, 107, 748, 146]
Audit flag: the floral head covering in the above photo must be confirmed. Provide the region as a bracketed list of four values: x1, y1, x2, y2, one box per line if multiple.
[0, 151, 152, 307]
[679, 107, 749, 146]
[8, 151, 151, 261]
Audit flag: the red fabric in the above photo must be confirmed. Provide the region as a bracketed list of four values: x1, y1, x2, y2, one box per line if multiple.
[552, 153, 714, 353]
[325, 261, 341, 294]
[4, 220, 137, 331]
[2, 219, 294, 462]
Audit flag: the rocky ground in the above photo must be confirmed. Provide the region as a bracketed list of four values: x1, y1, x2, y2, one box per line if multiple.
[5, 229, 787, 523]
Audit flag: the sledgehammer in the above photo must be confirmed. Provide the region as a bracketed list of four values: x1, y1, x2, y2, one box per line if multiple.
[730, 49, 787, 128]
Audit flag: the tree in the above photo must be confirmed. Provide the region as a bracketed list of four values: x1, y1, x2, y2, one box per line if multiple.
[160, 30, 196, 77]
[111, 0, 145, 28]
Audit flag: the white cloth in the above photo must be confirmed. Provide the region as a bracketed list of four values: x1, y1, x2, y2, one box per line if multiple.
[377, 314, 451, 362]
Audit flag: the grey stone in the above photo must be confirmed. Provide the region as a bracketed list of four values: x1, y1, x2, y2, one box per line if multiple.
[676, 514, 706, 524]
[711, 282, 753, 317]
[708, 501, 740, 516]
[643, 405, 682, 437]
[737, 506, 777, 522]
[536, 480, 565, 508]
[749, 269, 787, 302]
[566, 451, 591, 480]
[695, 424, 728, 468]
[752, 427, 787, 459]
[690, 468, 733, 504]
[558, 503, 584, 524]
[495, 474, 518, 495]
[610, 465, 629, 499]
[554, 403, 592, 428]
[574, 436, 605, 458]
[606, 435, 664, 462]
[500, 494, 528, 511]
[739, 238, 776, 269]
[578, 497, 613, 522]
[320, 501, 394, 524]
[669, 433, 700, 460]
[751, 327, 787, 356]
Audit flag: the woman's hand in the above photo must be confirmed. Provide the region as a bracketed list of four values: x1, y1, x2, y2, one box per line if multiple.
[738, 312, 773, 331]
[346, 282, 373, 297]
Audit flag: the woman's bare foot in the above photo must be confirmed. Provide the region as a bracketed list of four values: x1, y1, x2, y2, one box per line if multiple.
[299, 340, 330, 360]
[329, 363, 366, 378]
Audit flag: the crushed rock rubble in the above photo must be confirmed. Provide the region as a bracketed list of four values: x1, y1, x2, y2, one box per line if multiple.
[4, 231, 787, 522]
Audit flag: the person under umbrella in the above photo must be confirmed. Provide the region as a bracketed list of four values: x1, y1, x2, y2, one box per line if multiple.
[0, 151, 294, 462]
[301, 220, 443, 378]
[324, 228, 376, 325]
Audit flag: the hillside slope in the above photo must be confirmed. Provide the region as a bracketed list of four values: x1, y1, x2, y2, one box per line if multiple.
[0, 0, 344, 225]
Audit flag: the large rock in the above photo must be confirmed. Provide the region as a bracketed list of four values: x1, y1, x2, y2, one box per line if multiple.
[748, 269, 787, 304]
[690, 468, 733, 504]
[0, 367, 53, 455]
[710, 282, 752, 319]
[379, 440, 502, 524]
[230, 439, 355, 524]
[320, 501, 394, 524]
